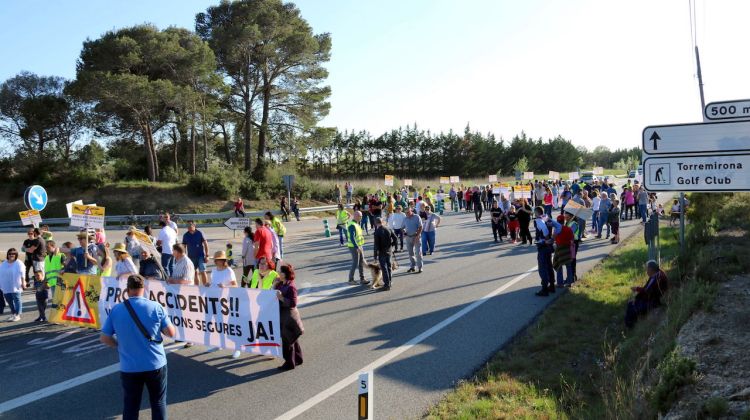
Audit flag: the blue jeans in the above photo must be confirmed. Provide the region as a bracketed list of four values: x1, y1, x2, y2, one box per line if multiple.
[4, 292, 21, 315]
[421, 230, 436, 254]
[544, 205, 552, 217]
[536, 245, 554, 289]
[591, 210, 599, 233]
[121, 365, 168, 420]
[161, 254, 175, 278]
[360, 216, 369, 234]
[278, 236, 284, 258]
[639, 204, 648, 223]
[337, 226, 345, 245]
[598, 212, 610, 237]
[378, 254, 393, 288]
[556, 264, 574, 286]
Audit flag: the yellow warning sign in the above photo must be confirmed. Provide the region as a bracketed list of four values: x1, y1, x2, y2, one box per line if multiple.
[51, 273, 102, 329]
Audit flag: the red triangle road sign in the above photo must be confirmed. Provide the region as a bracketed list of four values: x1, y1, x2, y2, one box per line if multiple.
[62, 278, 96, 324]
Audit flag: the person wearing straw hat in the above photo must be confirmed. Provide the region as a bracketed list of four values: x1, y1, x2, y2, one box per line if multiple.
[113, 243, 138, 281]
[209, 251, 237, 288]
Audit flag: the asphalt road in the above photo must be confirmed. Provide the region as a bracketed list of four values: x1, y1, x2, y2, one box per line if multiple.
[0, 207, 652, 419]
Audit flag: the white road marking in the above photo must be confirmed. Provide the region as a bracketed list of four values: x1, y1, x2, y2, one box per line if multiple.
[274, 266, 539, 420]
[0, 342, 183, 414]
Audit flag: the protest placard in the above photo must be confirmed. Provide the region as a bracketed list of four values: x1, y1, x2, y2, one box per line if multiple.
[70, 204, 105, 229]
[384, 175, 394, 186]
[488, 174, 498, 183]
[449, 176, 460, 183]
[50, 273, 103, 329]
[19, 210, 42, 227]
[403, 179, 412, 186]
[523, 172, 534, 180]
[439, 177, 450, 184]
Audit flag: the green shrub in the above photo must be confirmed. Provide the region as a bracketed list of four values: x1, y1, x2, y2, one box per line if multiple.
[650, 349, 696, 414]
[701, 397, 729, 419]
[187, 165, 239, 199]
[239, 178, 267, 201]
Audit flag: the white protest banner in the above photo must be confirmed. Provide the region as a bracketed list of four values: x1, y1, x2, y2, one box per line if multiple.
[488, 174, 498, 183]
[19, 210, 42, 227]
[548, 171, 560, 180]
[568, 172, 580, 181]
[70, 204, 105, 229]
[523, 172, 534, 180]
[99, 277, 282, 358]
[403, 179, 412, 186]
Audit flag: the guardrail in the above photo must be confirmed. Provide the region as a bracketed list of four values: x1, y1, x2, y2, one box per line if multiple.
[0, 204, 340, 231]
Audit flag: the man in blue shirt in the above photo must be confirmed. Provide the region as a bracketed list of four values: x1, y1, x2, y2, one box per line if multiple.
[101, 275, 175, 420]
[71, 232, 99, 275]
[182, 222, 208, 286]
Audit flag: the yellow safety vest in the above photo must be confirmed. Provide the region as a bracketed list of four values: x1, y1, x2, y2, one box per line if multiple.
[336, 210, 350, 225]
[345, 220, 365, 248]
[44, 253, 64, 287]
[250, 269, 278, 289]
[272, 217, 287, 237]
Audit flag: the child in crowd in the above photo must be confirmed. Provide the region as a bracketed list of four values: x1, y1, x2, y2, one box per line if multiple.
[33, 270, 48, 322]
[226, 243, 235, 268]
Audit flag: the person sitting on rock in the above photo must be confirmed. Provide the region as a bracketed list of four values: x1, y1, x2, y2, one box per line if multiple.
[625, 260, 668, 328]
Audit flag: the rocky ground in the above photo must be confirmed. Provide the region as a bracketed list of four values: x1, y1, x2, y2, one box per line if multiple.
[666, 275, 750, 419]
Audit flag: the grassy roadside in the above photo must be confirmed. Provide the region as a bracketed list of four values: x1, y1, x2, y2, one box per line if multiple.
[428, 193, 750, 419]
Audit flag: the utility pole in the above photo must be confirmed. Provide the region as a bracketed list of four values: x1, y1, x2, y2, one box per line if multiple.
[681, 45, 706, 250]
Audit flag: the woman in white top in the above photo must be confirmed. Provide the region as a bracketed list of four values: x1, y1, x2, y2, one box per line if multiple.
[388, 206, 407, 252]
[112, 243, 138, 281]
[1, 248, 25, 321]
[209, 250, 237, 288]
[240, 226, 255, 287]
[207, 250, 240, 357]
[590, 190, 601, 235]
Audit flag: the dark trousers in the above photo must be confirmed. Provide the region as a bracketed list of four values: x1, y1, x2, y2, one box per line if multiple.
[121, 365, 167, 420]
[474, 204, 483, 221]
[234, 209, 245, 217]
[571, 240, 580, 279]
[282, 339, 303, 368]
[378, 254, 393, 287]
[536, 245, 554, 290]
[394, 228, 404, 250]
[35, 290, 48, 319]
[491, 221, 505, 241]
[519, 222, 533, 244]
[0, 288, 4, 314]
[625, 299, 650, 328]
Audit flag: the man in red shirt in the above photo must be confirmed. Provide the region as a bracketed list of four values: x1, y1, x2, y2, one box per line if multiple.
[253, 218, 273, 262]
[553, 214, 576, 287]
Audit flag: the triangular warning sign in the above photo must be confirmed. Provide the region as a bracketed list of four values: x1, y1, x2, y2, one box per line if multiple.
[62, 279, 95, 324]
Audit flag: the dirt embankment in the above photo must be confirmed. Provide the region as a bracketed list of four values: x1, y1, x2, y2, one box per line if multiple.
[666, 275, 750, 418]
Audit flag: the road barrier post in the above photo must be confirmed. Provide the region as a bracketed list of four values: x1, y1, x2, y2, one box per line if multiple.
[358, 371, 373, 419]
[323, 219, 331, 237]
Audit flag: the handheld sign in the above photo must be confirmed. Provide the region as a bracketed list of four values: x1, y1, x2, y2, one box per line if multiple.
[403, 179, 413, 186]
[70, 204, 105, 229]
[384, 175, 394, 186]
[358, 371, 373, 420]
[24, 185, 48, 211]
[439, 177, 449, 185]
[488, 174, 498, 183]
[523, 172, 534, 180]
[19, 210, 42, 227]
[449, 176, 460, 183]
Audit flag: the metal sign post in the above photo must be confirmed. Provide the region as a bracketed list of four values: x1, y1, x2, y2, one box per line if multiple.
[283, 175, 295, 213]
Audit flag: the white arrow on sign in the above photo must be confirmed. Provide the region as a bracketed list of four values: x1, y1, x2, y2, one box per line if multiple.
[642, 120, 750, 156]
[704, 99, 750, 121]
[31, 191, 44, 205]
[224, 218, 250, 230]
[642, 153, 750, 192]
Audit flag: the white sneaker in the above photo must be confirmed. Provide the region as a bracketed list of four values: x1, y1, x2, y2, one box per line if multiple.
[232, 350, 241, 359]
[5, 315, 14, 322]
[11, 315, 21, 322]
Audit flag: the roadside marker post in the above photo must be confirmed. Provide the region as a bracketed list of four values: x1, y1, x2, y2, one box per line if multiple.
[358, 371, 373, 420]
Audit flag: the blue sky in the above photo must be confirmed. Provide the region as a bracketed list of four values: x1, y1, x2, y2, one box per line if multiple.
[1, 0, 747, 150]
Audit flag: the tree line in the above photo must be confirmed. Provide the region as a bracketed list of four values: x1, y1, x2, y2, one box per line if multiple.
[0, 0, 640, 190]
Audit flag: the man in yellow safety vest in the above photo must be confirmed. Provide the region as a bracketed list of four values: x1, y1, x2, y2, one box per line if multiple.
[44, 241, 64, 307]
[265, 212, 287, 258]
[346, 211, 368, 285]
[335, 204, 350, 246]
